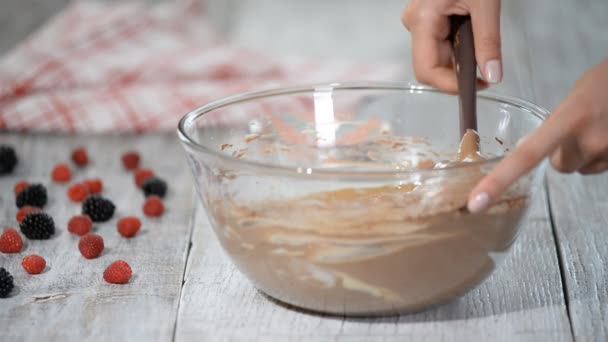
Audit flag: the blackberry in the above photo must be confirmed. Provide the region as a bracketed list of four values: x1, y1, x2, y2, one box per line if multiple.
[0, 268, 14, 298]
[141, 177, 167, 198]
[82, 195, 115, 222]
[0, 145, 18, 175]
[20, 212, 55, 239]
[16, 183, 47, 208]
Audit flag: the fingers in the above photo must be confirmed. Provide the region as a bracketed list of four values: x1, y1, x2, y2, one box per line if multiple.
[551, 116, 608, 173]
[470, 0, 502, 83]
[549, 138, 585, 173]
[404, 0, 502, 92]
[579, 158, 608, 175]
[467, 58, 608, 213]
[409, 17, 489, 93]
[411, 39, 458, 93]
[467, 103, 573, 213]
[410, 18, 460, 93]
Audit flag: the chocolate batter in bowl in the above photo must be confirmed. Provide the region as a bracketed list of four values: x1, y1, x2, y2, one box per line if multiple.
[178, 82, 549, 316]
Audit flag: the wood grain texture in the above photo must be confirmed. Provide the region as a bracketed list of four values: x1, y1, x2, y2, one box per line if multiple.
[217, 0, 411, 62]
[0, 133, 193, 342]
[516, 0, 608, 341]
[547, 172, 608, 342]
[0, 0, 70, 55]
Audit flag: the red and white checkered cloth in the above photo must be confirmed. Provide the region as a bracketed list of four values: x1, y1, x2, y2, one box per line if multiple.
[0, 0, 403, 133]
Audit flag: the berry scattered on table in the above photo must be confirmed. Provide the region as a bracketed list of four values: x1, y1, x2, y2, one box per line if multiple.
[82, 195, 115, 222]
[117, 216, 141, 238]
[71, 147, 89, 167]
[67, 183, 90, 202]
[22, 255, 46, 275]
[143, 195, 164, 217]
[0, 228, 23, 254]
[0, 149, 168, 294]
[14, 180, 28, 195]
[16, 206, 40, 223]
[20, 212, 55, 240]
[0, 145, 18, 175]
[0, 268, 14, 298]
[16, 183, 47, 208]
[83, 178, 103, 194]
[78, 233, 104, 259]
[141, 177, 167, 198]
[134, 168, 154, 187]
[51, 163, 72, 183]
[68, 215, 93, 236]
[121, 151, 140, 170]
[103, 260, 132, 284]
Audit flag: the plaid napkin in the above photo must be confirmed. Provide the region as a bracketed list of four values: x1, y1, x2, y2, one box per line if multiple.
[0, 0, 402, 133]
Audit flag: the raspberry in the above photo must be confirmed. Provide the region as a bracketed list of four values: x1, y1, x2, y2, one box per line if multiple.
[0, 145, 18, 175]
[0, 228, 23, 253]
[78, 233, 104, 259]
[20, 212, 55, 240]
[14, 180, 28, 195]
[103, 260, 132, 284]
[121, 151, 140, 170]
[143, 195, 164, 217]
[82, 195, 115, 222]
[67, 183, 90, 202]
[22, 255, 46, 275]
[16, 206, 40, 223]
[51, 163, 72, 183]
[71, 147, 89, 167]
[16, 183, 47, 208]
[0, 268, 14, 298]
[141, 177, 167, 198]
[134, 168, 154, 187]
[117, 216, 141, 238]
[84, 178, 103, 194]
[68, 215, 93, 236]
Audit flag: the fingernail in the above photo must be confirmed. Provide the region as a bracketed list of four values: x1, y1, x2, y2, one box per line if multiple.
[484, 60, 502, 83]
[468, 192, 490, 213]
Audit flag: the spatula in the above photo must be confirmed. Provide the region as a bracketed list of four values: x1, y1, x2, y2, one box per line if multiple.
[449, 15, 477, 138]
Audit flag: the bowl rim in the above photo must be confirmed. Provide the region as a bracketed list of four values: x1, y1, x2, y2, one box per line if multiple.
[177, 81, 550, 179]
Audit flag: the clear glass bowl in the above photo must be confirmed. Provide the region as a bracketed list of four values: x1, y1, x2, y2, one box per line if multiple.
[178, 82, 548, 316]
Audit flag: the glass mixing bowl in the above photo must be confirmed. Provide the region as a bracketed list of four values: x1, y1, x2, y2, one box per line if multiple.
[177, 82, 548, 316]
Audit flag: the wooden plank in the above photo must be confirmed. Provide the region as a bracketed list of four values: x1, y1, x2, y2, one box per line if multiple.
[517, 0, 608, 340]
[0, 133, 193, 341]
[547, 173, 608, 341]
[218, 0, 412, 62]
[175, 186, 570, 341]
[0, 0, 70, 55]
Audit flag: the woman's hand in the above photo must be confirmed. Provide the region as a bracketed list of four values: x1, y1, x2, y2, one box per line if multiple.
[468, 59, 608, 212]
[402, 0, 502, 93]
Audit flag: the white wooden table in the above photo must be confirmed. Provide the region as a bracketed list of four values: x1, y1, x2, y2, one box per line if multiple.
[1, 0, 607, 341]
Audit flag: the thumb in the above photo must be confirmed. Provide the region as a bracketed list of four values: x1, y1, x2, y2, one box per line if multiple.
[470, 0, 502, 83]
